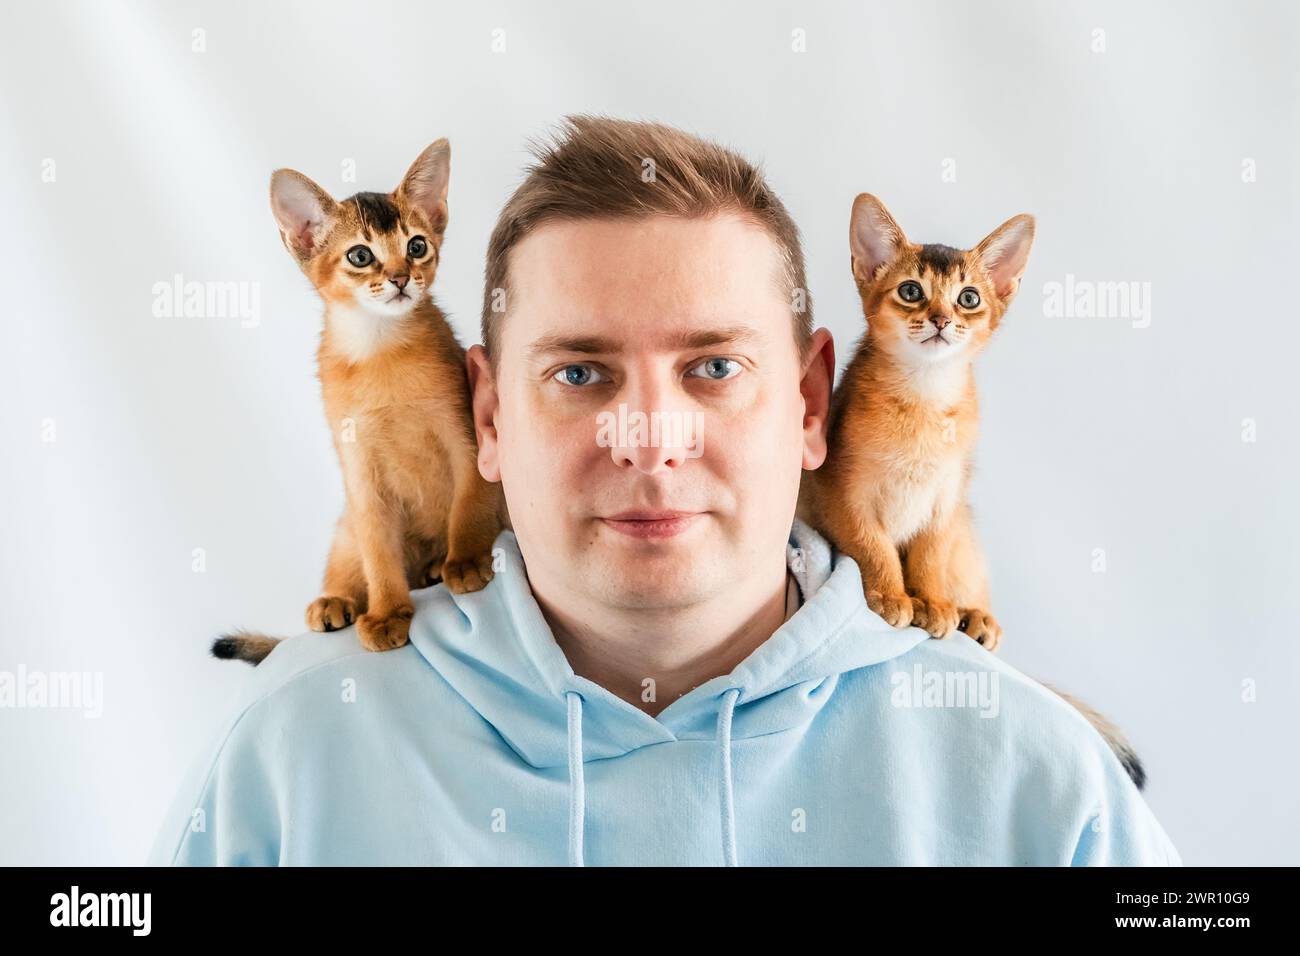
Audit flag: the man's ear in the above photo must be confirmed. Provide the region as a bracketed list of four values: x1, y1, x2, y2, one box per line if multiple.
[397, 138, 451, 236]
[466, 344, 502, 483]
[849, 193, 907, 286]
[799, 327, 836, 471]
[974, 213, 1035, 301]
[270, 169, 337, 260]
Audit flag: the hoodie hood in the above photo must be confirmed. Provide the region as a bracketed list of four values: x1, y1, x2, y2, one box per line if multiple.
[406, 517, 930, 866]
[155, 516, 1184, 867]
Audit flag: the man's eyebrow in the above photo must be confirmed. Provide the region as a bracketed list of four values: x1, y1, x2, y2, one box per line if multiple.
[526, 325, 761, 359]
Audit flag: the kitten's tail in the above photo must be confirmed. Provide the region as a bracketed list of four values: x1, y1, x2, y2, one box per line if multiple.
[211, 629, 282, 666]
[1041, 681, 1146, 790]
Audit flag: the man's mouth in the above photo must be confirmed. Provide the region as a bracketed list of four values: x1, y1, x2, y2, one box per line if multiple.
[601, 509, 703, 540]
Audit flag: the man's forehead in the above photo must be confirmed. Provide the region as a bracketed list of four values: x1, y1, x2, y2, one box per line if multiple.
[503, 212, 789, 353]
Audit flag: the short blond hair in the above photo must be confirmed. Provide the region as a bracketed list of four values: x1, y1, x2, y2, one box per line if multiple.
[481, 114, 812, 365]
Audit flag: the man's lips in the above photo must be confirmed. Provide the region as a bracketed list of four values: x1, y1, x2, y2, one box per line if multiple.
[600, 510, 704, 540]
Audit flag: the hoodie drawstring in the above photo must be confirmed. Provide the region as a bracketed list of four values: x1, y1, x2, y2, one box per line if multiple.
[563, 686, 742, 867]
[717, 687, 741, 866]
[565, 691, 585, 867]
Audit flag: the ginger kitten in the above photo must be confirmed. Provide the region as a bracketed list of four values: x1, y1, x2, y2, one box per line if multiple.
[797, 196, 1152, 790]
[216, 140, 503, 663]
[799, 194, 1035, 651]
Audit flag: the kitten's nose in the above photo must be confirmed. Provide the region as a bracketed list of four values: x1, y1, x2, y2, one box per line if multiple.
[929, 315, 951, 331]
[390, 274, 410, 290]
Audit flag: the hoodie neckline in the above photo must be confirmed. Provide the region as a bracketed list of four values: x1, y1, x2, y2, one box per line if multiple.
[406, 518, 932, 867]
[408, 517, 930, 771]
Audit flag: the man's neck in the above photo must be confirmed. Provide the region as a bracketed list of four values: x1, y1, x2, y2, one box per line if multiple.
[532, 558, 791, 718]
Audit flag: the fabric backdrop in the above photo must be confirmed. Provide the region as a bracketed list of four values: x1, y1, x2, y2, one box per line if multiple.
[1, 0, 1295, 864]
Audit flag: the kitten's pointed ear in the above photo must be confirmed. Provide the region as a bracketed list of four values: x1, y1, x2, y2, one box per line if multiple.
[270, 169, 337, 259]
[398, 138, 451, 235]
[850, 193, 907, 285]
[975, 214, 1035, 301]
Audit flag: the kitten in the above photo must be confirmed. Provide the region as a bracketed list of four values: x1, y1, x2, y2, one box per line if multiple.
[215, 139, 503, 663]
[798, 194, 1035, 651]
[797, 195, 1151, 790]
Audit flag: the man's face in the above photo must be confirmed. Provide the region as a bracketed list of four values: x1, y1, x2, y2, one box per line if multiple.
[470, 212, 829, 611]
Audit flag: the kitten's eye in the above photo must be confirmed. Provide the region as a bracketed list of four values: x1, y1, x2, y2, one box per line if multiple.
[407, 236, 428, 259]
[897, 281, 925, 303]
[553, 364, 606, 387]
[958, 287, 981, 309]
[346, 245, 374, 268]
[686, 357, 741, 381]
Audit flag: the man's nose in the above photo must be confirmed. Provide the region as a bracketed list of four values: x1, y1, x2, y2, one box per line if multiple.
[929, 314, 951, 330]
[389, 273, 410, 290]
[607, 379, 697, 474]
[611, 439, 689, 475]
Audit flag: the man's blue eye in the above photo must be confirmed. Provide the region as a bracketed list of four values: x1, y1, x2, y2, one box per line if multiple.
[554, 365, 604, 386]
[687, 357, 741, 380]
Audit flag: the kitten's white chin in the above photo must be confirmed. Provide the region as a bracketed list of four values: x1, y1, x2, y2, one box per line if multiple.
[895, 341, 973, 404]
[908, 338, 966, 364]
[326, 298, 418, 363]
[358, 291, 421, 318]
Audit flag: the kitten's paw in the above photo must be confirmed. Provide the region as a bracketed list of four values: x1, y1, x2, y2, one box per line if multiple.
[418, 560, 444, 589]
[866, 590, 915, 628]
[356, 605, 413, 652]
[442, 552, 495, 594]
[912, 596, 961, 638]
[306, 595, 357, 632]
[958, 608, 1002, 651]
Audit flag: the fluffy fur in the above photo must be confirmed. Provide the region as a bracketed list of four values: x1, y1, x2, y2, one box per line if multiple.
[215, 139, 503, 661]
[799, 194, 1147, 789]
[799, 194, 1035, 650]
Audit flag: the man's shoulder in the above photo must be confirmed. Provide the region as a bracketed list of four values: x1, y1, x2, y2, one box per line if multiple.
[853, 631, 1181, 864]
[873, 628, 1083, 705]
[861, 630, 1129, 777]
[151, 626, 454, 866]
[218, 627, 437, 730]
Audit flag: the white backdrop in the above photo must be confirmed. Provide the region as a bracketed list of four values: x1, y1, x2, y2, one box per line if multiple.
[2, 0, 1296, 865]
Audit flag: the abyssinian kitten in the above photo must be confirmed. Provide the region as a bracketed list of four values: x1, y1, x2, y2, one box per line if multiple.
[799, 198, 1148, 788]
[213, 139, 503, 665]
[799, 194, 1035, 653]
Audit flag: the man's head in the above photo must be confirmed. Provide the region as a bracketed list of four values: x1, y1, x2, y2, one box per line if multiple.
[467, 115, 834, 613]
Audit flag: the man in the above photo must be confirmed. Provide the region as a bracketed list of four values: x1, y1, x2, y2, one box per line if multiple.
[149, 116, 1180, 866]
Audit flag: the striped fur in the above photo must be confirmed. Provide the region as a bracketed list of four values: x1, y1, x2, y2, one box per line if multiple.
[1045, 682, 1147, 790]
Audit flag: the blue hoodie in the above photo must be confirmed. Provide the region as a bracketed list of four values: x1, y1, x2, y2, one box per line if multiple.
[148, 518, 1181, 866]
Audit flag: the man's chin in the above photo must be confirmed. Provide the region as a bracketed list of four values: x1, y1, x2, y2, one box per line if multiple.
[597, 568, 718, 610]
[587, 527, 720, 607]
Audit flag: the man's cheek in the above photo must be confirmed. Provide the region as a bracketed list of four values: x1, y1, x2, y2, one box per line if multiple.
[520, 394, 608, 447]
[722, 426, 800, 496]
